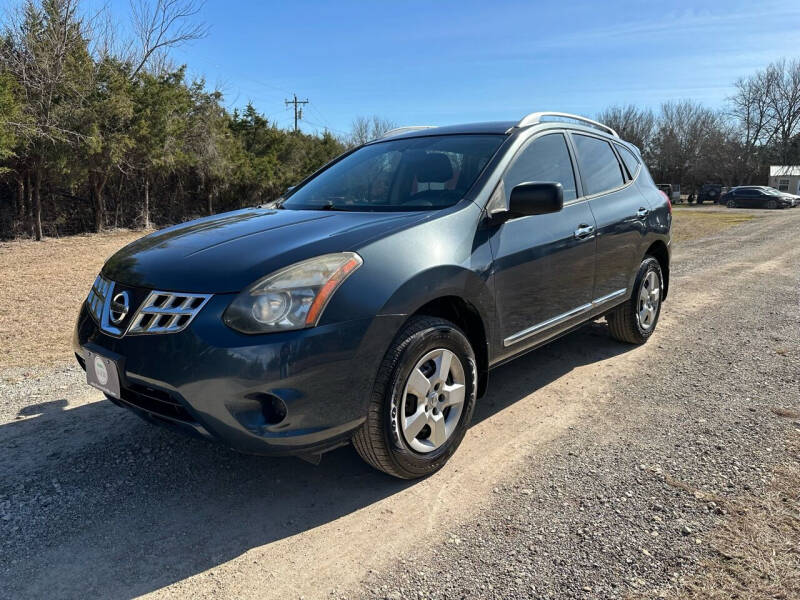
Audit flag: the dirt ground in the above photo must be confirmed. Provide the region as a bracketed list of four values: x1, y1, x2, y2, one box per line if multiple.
[0, 230, 145, 369]
[0, 206, 797, 600]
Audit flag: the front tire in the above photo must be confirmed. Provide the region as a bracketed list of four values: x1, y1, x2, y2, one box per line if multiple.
[767, 199, 778, 209]
[607, 256, 663, 345]
[353, 316, 477, 479]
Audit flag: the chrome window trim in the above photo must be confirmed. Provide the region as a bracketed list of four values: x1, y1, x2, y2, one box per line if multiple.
[614, 142, 642, 181]
[491, 130, 582, 211]
[503, 288, 627, 347]
[567, 131, 633, 201]
[477, 122, 638, 214]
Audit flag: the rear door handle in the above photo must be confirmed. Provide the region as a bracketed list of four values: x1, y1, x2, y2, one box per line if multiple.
[573, 224, 595, 239]
[636, 207, 649, 219]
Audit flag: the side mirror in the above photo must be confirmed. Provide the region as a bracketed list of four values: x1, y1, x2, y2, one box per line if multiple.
[508, 182, 564, 217]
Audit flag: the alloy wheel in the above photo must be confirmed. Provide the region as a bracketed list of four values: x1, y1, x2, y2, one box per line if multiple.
[400, 348, 466, 453]
[637, 271, 660, 330]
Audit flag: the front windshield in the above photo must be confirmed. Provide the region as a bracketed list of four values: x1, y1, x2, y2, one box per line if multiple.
[281, 134, 505, 211]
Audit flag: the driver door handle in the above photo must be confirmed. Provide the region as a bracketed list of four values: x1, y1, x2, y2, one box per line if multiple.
[573, 224, 595, 239]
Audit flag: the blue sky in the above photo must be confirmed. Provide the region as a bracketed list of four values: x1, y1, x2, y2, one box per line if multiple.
[91, 0, 800, 135]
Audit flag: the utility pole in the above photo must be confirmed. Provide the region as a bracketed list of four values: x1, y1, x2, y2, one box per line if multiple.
[285, 93, 309, 132]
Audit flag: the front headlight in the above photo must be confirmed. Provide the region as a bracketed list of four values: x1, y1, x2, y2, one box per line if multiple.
[223, 252, 363, 334]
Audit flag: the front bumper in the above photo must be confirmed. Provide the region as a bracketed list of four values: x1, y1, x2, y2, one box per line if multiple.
[74, 293, 404, 456]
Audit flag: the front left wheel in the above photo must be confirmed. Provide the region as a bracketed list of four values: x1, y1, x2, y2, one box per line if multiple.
[353, 316, 477, 479]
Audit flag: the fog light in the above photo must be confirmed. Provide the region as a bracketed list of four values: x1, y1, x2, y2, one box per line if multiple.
[227, 392, 288, 433]
[259, 393, 287, 425]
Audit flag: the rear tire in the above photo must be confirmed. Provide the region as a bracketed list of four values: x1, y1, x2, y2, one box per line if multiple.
[607, 257, 663, 345]
[353, 316, 477, 479]
[727, 200, 736, 208]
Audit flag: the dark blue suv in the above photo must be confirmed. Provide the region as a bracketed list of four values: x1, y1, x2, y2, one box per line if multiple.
[75, 112, 671, 479]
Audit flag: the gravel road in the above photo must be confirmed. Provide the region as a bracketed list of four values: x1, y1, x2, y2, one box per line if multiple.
[1, 208, 798, 600]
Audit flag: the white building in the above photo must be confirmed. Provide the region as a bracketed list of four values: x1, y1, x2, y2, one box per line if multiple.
[768, 166, 800, 194]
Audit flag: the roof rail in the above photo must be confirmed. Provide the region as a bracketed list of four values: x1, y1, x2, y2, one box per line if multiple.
[377, 126, 435, 140]
[516, 112, 618, 137]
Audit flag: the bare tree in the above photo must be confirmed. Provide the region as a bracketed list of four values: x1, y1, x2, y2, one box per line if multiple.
[596, 105, 655, 154]
[763, 59, 800, 164]
[348, 115, 397, 146]
[650, 100, 724, 188]
[727, 71, 775, 183]
[129, 0, 207, 78]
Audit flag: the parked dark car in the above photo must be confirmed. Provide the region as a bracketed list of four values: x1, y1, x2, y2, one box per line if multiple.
[721, 186, 792, 209]
[696, 183, 722, 204]
[75, 112, 672, 479]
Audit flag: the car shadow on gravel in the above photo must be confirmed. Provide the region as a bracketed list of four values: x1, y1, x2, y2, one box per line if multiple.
[1, 321, 634, 599]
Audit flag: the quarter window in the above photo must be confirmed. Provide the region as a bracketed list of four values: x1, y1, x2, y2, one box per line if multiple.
[616, 144, 640, 179]
[572, 134, 625, 196]
[503, 133, 577, 202]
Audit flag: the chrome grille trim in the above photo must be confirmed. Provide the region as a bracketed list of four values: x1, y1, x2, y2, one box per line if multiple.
[86, 275, 112, 324]
[127, 291, 212, 335]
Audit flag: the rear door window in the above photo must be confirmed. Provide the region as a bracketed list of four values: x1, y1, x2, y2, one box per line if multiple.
[615, 144, 641, 179]
[572, 134, 625, 196]
[503, 133, 578, 202]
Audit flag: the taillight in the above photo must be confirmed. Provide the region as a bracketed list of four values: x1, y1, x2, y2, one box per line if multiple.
[659, 190, 672, 213]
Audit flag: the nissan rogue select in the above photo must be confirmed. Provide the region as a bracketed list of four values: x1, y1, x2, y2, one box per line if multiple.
[75, 112, 672, 479]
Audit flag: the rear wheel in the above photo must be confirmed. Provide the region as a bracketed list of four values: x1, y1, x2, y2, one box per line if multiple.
[353, 316, 477, 479]
[607, 256, 663, 345]
[727, 200, 736, 208]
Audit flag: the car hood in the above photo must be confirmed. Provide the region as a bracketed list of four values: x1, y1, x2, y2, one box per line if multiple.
[103, 207, 427, 293]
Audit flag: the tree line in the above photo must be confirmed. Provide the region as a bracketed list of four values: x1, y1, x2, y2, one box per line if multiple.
[597, 59, 800, 191]
[0, 0, 368, 240]
[1, 1, 799, 241]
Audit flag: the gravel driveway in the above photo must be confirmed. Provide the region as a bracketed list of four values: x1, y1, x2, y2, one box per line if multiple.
[1, 208, 798, 599]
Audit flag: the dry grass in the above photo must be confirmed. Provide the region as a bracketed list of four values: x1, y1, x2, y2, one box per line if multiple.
[666, 435, 800, 600]
[671, 208, 757, 243]
[0, 230, 146, 370]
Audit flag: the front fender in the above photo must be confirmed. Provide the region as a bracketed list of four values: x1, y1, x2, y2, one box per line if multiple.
[377, 265, 495, 328]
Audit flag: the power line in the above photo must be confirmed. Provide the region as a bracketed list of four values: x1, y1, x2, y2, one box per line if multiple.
[284, 93, 309, 132]
[306, 103, 350, 136]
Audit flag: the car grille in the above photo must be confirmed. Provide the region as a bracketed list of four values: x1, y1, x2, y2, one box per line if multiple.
[127, 291, 211, 335]
[86, 275, 211, 337]
[120, 383, 197, 424]
[86, 275, 113, 323]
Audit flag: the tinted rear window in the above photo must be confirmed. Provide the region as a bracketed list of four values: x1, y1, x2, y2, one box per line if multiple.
[572, 134, 625, 196]
[616, 144, 640, 178]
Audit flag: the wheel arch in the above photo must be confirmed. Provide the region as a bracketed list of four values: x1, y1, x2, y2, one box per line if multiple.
[645, 240, 670, 300]
[409, 295, 490, 399]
